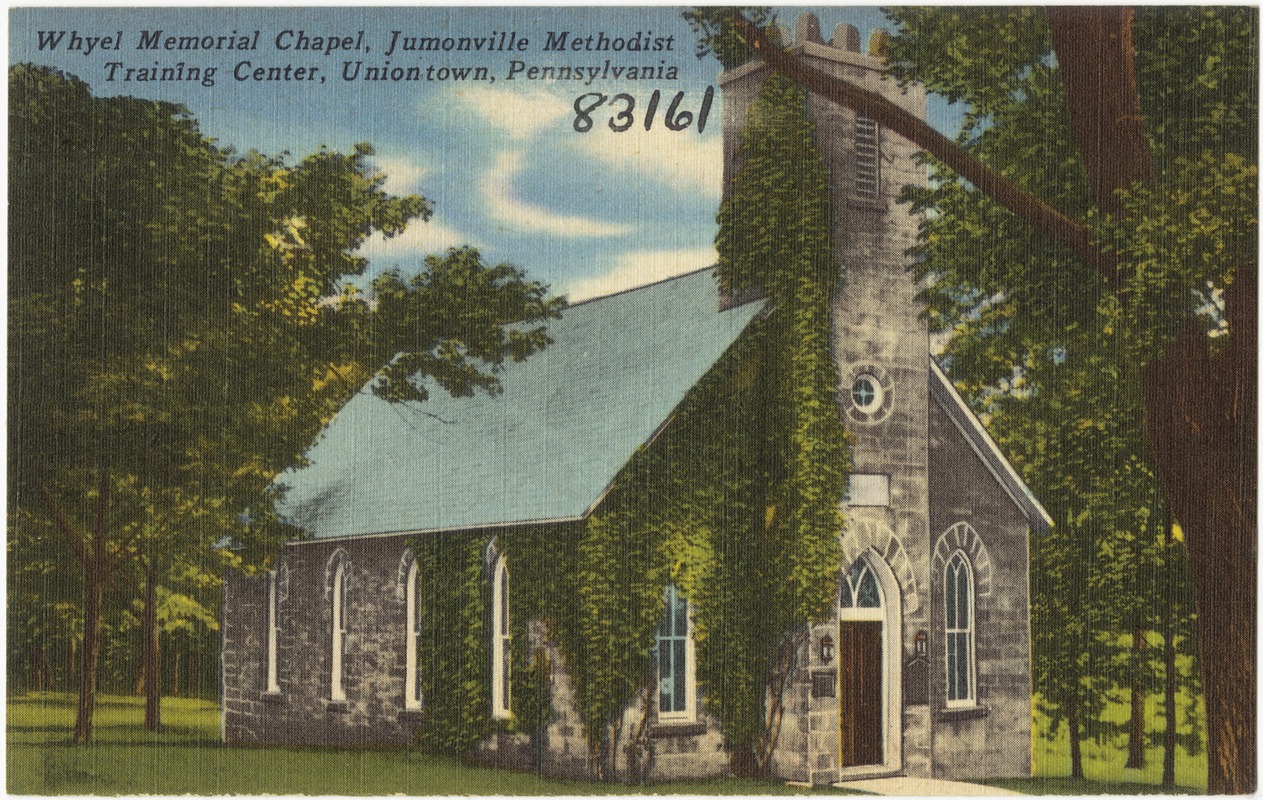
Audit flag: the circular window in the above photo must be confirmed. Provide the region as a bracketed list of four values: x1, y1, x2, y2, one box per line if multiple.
[851, 374, 883, 413]
[844, 363, 893, 424]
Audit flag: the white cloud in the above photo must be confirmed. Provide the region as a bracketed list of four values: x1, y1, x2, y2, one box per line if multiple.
[356, 217, 476, 263]
[480, 151, 632, 237]
[455, 86, 571, 140]
[370, 156, 430, 196]
[576, 127, 723, 199]
[567, 246, 718, 302]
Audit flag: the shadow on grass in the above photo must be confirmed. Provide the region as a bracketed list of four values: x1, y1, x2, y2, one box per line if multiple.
[985, 776, 1204, 795]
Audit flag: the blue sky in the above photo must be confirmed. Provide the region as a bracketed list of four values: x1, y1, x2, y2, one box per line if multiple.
[11, 6, 949, 302]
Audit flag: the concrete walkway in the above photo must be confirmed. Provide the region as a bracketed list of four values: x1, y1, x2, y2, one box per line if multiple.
[836, 777, 1023, 796]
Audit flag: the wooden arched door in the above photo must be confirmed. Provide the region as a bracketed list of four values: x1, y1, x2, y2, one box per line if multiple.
[838, 557, 887, 768]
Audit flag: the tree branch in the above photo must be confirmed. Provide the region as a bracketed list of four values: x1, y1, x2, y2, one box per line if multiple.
[92, 472, 110, 553]
[36, 481, 87, 566]
[728, 10, 1123, 294]
[1047, 7, 1153, 217]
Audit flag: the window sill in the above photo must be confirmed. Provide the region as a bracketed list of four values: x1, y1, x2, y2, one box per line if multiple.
[650, 721, 706, 738]
[261, 691, 283, 704]
[938, 704, 988, 721]
[326, 700, 349, 713]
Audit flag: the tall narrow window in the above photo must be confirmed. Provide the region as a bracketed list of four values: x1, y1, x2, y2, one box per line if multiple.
[266, 570, 280, 693]
[944, 551, 976, 706]
[657, 584, 695, 721]
[854, 115, 880, 201]
[330, 559, 346, 702]
[404, 558, 422, 710]
[491, 557, 511, 719]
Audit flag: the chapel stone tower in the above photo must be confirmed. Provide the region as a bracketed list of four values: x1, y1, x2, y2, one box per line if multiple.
[719, 14, 934, 782]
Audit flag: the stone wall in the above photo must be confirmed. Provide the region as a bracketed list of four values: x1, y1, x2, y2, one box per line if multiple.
[927, 399, 1034, 779]
[222, 533, 423, 748]
[224, 532, 729, 783]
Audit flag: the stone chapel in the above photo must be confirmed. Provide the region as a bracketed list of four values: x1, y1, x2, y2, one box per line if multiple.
[221, 15, 1049, 785]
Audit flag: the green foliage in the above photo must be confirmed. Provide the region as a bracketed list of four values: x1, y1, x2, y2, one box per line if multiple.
[710, 73, 848, 768]
[882, 6, 1233, 769]
[1097, 152, 1257, 358]
[889, 6, 1256, 369]
[885, 8, 1052, 126]
[715, 73, 847, 626]
[7, 64, 562, 715]
[412, 531, 493, 756]
[683, 8, 774, 71]
[360, 248, 565, 405]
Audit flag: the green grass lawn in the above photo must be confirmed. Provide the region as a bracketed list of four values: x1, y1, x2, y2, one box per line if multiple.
[1025, 690, 1208, 794]
[8, 691, 1206, 795]
[6, 692, 849, 795]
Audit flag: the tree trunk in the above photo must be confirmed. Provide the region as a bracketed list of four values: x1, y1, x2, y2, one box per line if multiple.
[64, 636, 76, 691]
[1050, 10, 1255, 792]
[1140, 265, 1257, 794]
[188, 648, 197, 699]
[172, 651, 182, 699]
[1046, 7, 1153, 214]
[29, 642, 50, 692]
[1126, 626, 1147, 768]
[1163, 601, 1178, 789]
[141, 565, 161, 730]
[1067, 693, 1085, 780]
[74, 535, 104, 744]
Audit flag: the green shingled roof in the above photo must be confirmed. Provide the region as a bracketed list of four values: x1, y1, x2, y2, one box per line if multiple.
[275, 267, 765, 539]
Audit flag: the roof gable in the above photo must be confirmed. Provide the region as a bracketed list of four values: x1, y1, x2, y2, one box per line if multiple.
[276, 268, 765, 539]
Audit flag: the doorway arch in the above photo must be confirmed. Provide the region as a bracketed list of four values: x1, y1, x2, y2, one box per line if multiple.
[837, 550, 902, 775]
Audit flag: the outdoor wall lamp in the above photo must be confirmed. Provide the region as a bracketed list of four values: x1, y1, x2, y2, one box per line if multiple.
[820, 633, 834, 665]
[916, 630, 928, 657]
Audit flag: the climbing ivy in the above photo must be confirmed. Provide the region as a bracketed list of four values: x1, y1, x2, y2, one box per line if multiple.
[411, 72, 847, 781]
[412, 524, 562, 758]
[708, 72, 850, 774]
[412, 530, 493, 756]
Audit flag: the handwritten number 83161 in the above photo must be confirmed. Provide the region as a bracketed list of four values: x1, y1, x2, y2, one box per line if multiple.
[573, 87, 714, 133]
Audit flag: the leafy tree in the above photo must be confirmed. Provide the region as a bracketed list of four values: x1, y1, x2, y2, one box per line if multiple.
[8, 65, 562, 741]
[706, 8, 1255, 791]
[976, 340, 1198, 778]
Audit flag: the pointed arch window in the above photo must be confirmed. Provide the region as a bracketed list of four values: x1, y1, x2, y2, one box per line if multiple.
[330, 557, 347, 702]
[656, 584, 695, 721]
[491, 556, 511, 719]
[841, 559, 883, 610]
[944, 551, 976, 706]
[266, 570, 281, 694]
[404, 557, 422, 710]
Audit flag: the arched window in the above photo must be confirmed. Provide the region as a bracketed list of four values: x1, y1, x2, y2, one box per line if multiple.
[330, 557, 347, 702]
[490, 556, 511, 719]
[404, 557, 422, 710]
[841, 559, 883, 610]
[266, 570, 280, 693]
[656, 584, 695, 722]
[944, 551, 976, 706]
